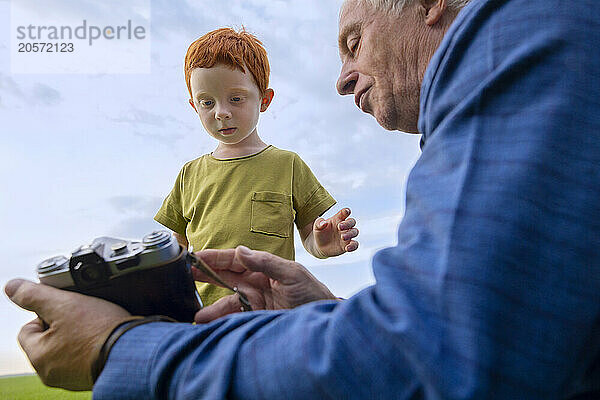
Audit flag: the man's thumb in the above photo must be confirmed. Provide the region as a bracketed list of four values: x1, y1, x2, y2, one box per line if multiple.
[5, 279, 64, 319]
[5, 279, 29, 302]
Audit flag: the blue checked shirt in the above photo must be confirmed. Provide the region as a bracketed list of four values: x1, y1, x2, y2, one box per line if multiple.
[94, 0, 600, 398]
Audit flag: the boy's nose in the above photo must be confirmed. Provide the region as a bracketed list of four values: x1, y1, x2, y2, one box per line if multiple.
[215, 108, 232, 121]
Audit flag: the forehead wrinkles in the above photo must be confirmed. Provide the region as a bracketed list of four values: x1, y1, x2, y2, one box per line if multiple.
[338, 0, 383, 55]
[338, 7, 369, 59]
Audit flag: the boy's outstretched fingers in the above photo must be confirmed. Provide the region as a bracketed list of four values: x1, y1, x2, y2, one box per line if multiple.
[313, 217, 328, 231]
[334, 208, 351, 222]
[345, 241, 359, 252]
[310, 208, 360, 257]
[336, 208, 359, 252]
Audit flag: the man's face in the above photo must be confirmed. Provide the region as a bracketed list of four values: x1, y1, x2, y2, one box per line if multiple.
[336, 0, 449, 133]
[189, 64, 268, 146]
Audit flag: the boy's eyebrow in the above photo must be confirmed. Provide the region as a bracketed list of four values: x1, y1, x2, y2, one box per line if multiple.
[193, 88, 251, 99]
[228, 87, 251, 94]
[193, 91, 210, 99]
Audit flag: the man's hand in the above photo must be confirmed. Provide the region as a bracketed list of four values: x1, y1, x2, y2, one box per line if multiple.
[4, 279, 132, 391]
[312, 208, 359, 257]
[193, 246, 338, 323]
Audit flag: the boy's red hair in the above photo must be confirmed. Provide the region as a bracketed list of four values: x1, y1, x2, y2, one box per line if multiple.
[184, 27, 270, 98]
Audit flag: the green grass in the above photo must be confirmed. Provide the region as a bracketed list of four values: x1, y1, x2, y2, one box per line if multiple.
[0, 374, 91, 400]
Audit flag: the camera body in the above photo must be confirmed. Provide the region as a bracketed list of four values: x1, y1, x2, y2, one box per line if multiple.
[36, 231, 202, 322]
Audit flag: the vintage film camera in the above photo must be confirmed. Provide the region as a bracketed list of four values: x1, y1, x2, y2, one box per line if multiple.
[36, 231, 202, 322]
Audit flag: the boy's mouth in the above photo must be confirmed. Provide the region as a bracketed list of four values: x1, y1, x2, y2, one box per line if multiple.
[218, 128, 237, 135]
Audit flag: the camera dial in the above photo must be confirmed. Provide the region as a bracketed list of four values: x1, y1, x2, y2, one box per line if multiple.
[37, 255, 69, 274]
[142, 231, 171, 248]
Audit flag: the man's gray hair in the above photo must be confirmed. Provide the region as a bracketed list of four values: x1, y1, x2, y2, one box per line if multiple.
[361, 0, 471, 13]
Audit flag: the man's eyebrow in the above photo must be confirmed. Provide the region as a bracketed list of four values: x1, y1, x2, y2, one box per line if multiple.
[338, 22, 361, 51]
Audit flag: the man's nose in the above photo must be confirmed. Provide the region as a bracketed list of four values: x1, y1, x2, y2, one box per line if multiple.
[336, 69, 359, 96]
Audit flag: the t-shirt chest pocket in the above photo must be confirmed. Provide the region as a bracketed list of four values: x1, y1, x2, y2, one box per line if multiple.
[250, 191, 294, 238]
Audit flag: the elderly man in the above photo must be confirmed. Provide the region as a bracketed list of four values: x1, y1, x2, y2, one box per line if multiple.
[6, 0, 600, 398]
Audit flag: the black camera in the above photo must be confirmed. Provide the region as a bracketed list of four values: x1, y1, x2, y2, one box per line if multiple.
[36, 231, 202, 322]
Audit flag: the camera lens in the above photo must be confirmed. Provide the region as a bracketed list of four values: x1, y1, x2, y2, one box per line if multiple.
[80, 265, 103, 282]
[72, 260, 108, 285]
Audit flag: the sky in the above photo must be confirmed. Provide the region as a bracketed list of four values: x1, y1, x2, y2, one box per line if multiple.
[0, 0, 421, 375]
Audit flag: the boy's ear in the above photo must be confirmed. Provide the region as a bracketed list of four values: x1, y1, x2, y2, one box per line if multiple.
[260, 89, 275, 112]
[189, 98, 198, 113]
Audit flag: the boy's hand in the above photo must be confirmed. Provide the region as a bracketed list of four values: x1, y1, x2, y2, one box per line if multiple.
[312, 208, 359, 257]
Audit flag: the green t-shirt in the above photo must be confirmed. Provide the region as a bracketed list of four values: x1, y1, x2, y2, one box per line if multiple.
[155, 145, 336, 306]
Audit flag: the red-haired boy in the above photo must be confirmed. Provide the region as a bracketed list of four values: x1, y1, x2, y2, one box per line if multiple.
[155, 28, 359, 306]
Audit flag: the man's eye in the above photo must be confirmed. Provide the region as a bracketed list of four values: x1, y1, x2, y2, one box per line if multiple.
[349, 39, 359, 54]
[231, 97, 242, 102]
[201, 100, 213, 107]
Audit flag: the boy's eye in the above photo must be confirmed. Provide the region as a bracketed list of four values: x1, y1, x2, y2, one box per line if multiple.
[231, 97, 242, 102]
[200, 100, 213, 107]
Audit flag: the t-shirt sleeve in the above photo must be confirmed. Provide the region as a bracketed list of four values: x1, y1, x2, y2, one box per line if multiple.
[292, 154, 336, 229]
[154, 166, 188, 236]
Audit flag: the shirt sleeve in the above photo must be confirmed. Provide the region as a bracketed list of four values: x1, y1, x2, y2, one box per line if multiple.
[94, 1, 600, 399]
[291, 154, 336, 229]
[154, 165, 188, 236]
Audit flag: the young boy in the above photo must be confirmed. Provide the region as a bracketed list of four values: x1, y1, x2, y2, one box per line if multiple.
[155, 28, 359, 306]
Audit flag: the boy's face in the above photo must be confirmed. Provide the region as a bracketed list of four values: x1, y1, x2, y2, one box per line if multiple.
[189, 64, 273, 146]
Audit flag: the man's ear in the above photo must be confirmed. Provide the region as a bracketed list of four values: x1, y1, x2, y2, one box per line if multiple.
[260, 88, 275, 112]
[420, 0, 447, 26]
[189, 98, 198, 113]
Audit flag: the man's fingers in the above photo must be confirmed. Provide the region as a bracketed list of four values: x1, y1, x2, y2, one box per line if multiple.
[195, 249, 246, 272]
[5, 279, 69, 321]
[191, 267, 248, 287]
[19, 317, 46, 338]
[194, 295, 241, 323]
[17, 318, 45, 361]
[235, 246, 299, 282]
[190, 267, 221, 286]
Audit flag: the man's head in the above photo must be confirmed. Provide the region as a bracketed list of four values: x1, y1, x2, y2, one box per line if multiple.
[336, 0, 469, 133]
[185, 28, 274, 146]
